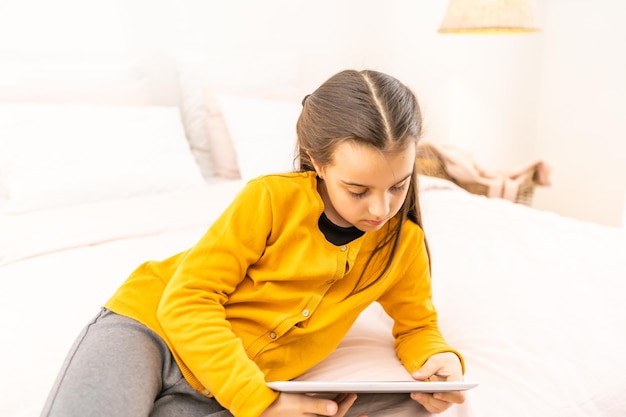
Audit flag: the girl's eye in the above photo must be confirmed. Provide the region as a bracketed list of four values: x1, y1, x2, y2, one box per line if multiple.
[390, 183, 408, 192]
[349, 183, 407, 199]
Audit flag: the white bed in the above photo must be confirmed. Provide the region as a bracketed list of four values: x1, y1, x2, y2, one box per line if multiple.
[1, 81, 625, 417]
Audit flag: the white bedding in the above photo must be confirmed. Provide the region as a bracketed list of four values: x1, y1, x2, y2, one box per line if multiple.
[2, 178, 625, 417]
[420, 185, 626, 416]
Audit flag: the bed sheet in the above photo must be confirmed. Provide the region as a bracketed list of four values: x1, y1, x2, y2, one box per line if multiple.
[2, 178, 625, 417]
[421, 186, 626, 416]
[0, 180, 244, 417]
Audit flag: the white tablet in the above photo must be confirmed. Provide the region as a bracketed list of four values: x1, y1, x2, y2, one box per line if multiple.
[266, 380, 478, 393]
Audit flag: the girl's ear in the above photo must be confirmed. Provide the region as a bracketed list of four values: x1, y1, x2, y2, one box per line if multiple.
[307, 152, 325, 179]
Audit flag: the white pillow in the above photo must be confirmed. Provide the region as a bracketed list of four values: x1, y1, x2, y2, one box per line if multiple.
[0, 79, 152, 106]
[215, 95, 302, 181]
[0, 104, 206, 214]
[0, 59, 141, 88]
[202, 89, 241, 180]
[176, 52, 299, 181]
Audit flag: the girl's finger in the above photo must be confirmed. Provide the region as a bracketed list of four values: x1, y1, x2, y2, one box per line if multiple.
[433, 390, 466, 404]
[335, 393, 359, 417]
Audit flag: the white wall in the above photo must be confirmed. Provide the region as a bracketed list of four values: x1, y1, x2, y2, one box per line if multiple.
[533, 0, 626, 227]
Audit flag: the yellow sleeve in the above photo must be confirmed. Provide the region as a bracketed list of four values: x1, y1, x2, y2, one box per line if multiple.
[377, 226, 465, 374]
[156, 178, 279, 417]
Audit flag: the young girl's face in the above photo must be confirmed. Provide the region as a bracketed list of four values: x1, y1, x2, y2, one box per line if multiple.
[314, 140, 415, 232]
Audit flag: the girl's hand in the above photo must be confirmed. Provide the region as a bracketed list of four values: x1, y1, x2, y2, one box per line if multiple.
[260, 392, 364, 417]
[409, 352, 466, 414]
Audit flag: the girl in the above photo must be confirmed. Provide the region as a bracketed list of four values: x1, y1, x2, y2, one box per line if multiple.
[41, 69, 465, 417]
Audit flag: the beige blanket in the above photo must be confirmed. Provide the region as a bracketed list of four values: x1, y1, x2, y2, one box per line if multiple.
[424, 141, 551, 202]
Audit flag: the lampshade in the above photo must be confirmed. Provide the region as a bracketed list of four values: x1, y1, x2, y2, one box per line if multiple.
[439, 0, 540, 34]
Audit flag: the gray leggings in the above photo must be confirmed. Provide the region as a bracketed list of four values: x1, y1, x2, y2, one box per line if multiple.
[40, 309, 427, 417]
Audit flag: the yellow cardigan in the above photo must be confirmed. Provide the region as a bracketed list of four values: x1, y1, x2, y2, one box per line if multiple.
[105, 171, 462, 417]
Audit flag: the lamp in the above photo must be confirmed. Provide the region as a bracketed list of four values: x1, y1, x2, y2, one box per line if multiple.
[438, 0, 540, 34]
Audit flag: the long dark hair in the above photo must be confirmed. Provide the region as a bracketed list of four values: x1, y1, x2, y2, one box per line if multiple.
[296, 69, 430, 291]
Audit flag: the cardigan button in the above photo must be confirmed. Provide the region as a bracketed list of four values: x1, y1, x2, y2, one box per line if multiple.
[340, 245, 348, 252]
[302, 309, 310, 317]
[269, 331, 277, 339]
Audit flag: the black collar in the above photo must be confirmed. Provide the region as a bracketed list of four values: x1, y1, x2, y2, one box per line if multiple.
[318, 212, 365, 246]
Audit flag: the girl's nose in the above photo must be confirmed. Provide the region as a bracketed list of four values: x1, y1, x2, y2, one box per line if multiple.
[368, 195, 389, 219]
